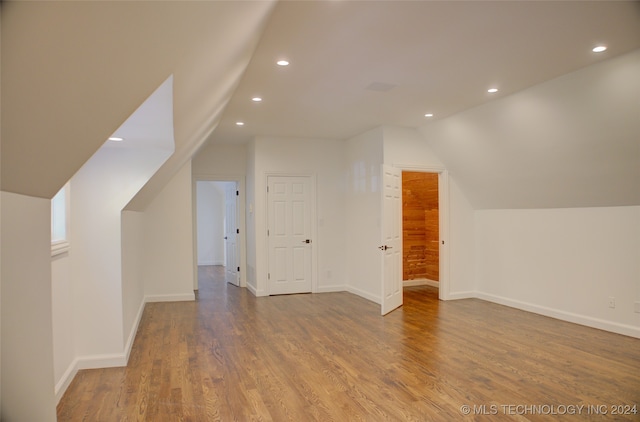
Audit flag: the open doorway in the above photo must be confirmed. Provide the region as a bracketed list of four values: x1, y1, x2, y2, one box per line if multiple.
[380, 166, 448, 315]
[195, 180, 241, 290]
[402, 171, 440, 289]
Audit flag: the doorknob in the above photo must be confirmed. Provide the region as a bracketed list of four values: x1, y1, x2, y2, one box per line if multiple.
[378, 245, 392, 250]
[302, 239, 312, 244]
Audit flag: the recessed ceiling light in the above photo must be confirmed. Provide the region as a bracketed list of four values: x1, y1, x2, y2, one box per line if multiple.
[252, 97, 262, 102]
[108, 137, 124, 142]
[424, 113, 434, 118]
[277, 60, 290, 66]
[487, 88, 499, 93]
[236, 122, 245, 126]
[592, 45, 607, 53]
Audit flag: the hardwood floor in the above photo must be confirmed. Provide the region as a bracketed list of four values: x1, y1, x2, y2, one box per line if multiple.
[58, 266, 640, 421]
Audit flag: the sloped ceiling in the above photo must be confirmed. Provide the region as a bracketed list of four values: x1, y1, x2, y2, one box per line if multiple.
[208, 1, 640, 145]
[1, 0, 276, 205]
[203, 0, 639, 209]
[3, 1, 639, 210]
[419, 50, 640, 209]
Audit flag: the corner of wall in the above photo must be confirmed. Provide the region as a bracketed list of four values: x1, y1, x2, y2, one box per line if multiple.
[1, 192, 57, 421]
[142, 161, 196, 299]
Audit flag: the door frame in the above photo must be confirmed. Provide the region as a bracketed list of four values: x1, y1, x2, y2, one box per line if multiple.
[395, 165, 450, 301]
[264, 172, 318, 295]
[192, 174, 247, 291]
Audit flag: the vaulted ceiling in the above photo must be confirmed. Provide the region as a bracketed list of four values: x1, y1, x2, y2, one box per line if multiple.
[1, 0, 276, 204]
[208, 1, 640, 145]
[2, 0, 639, 209]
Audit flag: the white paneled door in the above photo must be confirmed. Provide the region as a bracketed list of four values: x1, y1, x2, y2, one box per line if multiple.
[380, 165, 403, 315]
[224, 182, 240, 287]
[267, 176, 312, 295]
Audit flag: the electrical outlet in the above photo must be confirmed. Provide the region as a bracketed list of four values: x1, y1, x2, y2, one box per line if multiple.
[608, 297, 616, 309]
[635, 301, 640, 313]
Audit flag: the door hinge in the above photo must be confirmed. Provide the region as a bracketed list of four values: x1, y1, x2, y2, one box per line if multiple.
[236, 228, 240, 234]
[266, 186, 269, 193]
[237, 266, 240, 272]
[236, 190, 239, 196]
[268, 273, 270, 280]
[267, 229, 270, 236]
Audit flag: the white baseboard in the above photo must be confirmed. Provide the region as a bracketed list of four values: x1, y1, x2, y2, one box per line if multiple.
[346, 285, 380, 305]
[54, 359, 79, 404]
[55, 297, 148, 404]
[144, 292, 195, 303]
[246, 282, 268, 297]
[476, 292, 640, 339]
[124, 298, 146, 362]
[75, 353, 128, 369]
[443, 290, 476, 300]
[315, 284, 346, 293]
[246, 282, 258, 296]
[55, 351, 128, 403]
[403, 279, 439, 288]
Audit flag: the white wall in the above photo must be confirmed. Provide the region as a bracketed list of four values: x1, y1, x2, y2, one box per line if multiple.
[196, 182, 225, 265]
[69, 145, 171, 362]
[447, 178, 476, 298]
[382, 125, 444, 168]
[415, 51, 640, 337]
[51, 247, 74, 398]
[238, 127, 475, 307]
[345, 128, 384, 302]
[1, 192, 57, 421]
[475, 206, 640, 337]
[249, 136, 347, 296]
[143, 161, 196, 301]
[246, 141, 258, 291]
[49, 76, 175, 398]
[121, 210, 145, 357]
[192, 143, 247, 176]
[49, 142, 171, 401]
[418, 49, 640, 210]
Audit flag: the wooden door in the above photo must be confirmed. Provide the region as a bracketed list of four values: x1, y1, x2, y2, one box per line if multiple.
[381, 165, 403, 315]
[267, 176, 312, 295]
[224, 182, 240, 286]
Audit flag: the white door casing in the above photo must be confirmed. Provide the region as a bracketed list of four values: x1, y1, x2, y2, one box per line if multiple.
[393, 165, 450, 301]
[381, 165, 403, 315]
[267, 175, 313, 295]
[224, 182, 240, 287]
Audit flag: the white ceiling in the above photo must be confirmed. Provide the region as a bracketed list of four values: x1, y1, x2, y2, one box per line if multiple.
[207, 0, 640, 145]
[1, 0, 276, 201]
[107, 76, 175, 153]
[2, 0, 638, 209]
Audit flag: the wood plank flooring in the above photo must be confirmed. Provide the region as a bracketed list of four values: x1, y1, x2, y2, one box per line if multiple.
[57, 266, 640, 421]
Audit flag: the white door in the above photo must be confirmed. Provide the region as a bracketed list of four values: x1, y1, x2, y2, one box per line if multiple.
[267, 176, 312, 295]
[224, 183, 240, 286]
[380, 165, 403, 315]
